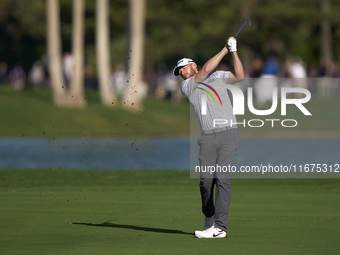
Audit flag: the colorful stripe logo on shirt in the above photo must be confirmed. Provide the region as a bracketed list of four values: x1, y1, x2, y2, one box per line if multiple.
[197, 82, 222, 106]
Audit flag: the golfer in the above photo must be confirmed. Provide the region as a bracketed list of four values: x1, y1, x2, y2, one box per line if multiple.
[173, 37, 244, 238]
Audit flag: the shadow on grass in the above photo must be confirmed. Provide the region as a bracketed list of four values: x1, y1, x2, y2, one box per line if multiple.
[71, 221, 193, 236]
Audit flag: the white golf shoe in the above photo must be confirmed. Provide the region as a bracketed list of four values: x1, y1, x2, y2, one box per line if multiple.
[204, 216, 214, 230]
[195, 224, 227, 238]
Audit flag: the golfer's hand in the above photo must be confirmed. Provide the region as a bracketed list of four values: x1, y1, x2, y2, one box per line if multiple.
[227, 37, 237, 52]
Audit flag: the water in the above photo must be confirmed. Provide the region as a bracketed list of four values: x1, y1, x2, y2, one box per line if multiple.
[0, 137, 189, 170]
[0, 137, 339, 170]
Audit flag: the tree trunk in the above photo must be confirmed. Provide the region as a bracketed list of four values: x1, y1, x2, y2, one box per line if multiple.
[47, 0, 86, 107]
[47, 0, 67, 106]
[96, 0, 116, 106]
[320, 0, 332, 76]
[122, 0, 147, 111]
[70, 0, 86, 107]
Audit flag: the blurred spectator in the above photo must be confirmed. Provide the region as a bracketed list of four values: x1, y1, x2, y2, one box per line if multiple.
[308, 63, 319, 78]
[318, 59, 327, 77]
[308, 63, 319, 94]
[262, 55, 280, 76]
[279, 60, 292, 89]
[110, 63, 127, 97]
[28, 61, 45, 88]
[248, 58, 263, 101]
[84, 64, 96, 89]
[254, 55, 280, 105]
[63, 53, 74, 86]
[290, 57, 307, 79]
[163, 71, 180, 100]
[290, 57, 308, 98]
[249, 58, 263, 78]
[9, 64, 26, 90]
[317, 59, 332, 98]
[0, 61, 8, 84]
[331, 60, 340, 95]
[40, 54, 50, 88]
[332, 60, 340, 77]
[154, 63, 167, 99]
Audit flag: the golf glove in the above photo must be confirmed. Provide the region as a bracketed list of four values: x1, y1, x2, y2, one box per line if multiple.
[227, 38, 237, 52]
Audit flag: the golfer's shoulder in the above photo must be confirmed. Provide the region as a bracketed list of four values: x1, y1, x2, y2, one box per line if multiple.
[209, 70, 230, 79]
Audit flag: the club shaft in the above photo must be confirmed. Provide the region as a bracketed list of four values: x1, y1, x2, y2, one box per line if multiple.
[234, 18, 249, 37]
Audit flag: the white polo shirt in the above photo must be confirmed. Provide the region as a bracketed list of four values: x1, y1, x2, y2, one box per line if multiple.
[181, 71, 238, 131]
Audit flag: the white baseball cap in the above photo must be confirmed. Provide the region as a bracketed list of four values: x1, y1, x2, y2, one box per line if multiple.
[173, 58, 195, 76]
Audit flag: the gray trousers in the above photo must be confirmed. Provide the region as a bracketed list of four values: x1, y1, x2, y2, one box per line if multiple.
[197, 128, 240, 232]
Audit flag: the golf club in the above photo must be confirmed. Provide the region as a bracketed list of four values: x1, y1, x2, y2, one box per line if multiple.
[234, 18, 252, 37]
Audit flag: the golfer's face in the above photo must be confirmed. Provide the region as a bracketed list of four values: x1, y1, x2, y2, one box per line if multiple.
[179, 64, 195, 80]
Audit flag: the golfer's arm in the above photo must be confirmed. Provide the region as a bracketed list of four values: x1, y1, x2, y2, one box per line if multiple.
[228, 52, 244, 84]
[194, 47, 229, 83]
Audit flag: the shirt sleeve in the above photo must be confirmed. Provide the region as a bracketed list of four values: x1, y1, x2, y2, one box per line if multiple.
[180, 77, 196, 99]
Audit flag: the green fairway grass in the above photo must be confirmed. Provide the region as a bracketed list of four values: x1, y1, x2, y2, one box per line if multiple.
[1, 86, 340, 138]
[1, 169, 339, 255]
[0, 86, 190, 138]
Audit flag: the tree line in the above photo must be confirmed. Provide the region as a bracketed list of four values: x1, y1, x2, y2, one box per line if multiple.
[0, 0, 339, 109]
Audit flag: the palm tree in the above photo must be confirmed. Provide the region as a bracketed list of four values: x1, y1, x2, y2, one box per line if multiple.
[47, 0, 85, 107]
[70, 0, 86, 107]
[122, 0, 147, 111]
[47, 0, 67, 106]
[96, 0, 116, 106]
